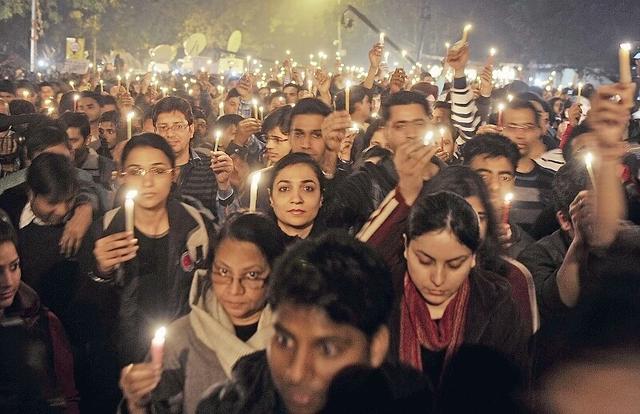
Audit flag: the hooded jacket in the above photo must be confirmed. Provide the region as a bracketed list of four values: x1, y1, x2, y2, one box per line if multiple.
[135, 270, 274, 414]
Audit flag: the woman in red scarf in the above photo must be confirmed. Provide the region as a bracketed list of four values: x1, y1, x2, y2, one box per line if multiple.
[357, 141, 529, 401]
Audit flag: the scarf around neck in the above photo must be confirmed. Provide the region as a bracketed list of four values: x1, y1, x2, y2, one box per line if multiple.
[399, 272, 470, 373]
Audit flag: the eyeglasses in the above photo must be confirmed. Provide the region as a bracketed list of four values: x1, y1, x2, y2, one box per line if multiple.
[211, 267, 268, 289]
[156, 123, 190, 134]
[118, 167, 175, 178]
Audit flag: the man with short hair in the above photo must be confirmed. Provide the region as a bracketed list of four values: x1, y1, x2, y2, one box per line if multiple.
[283, 83, 301, 105]
[77, 91, 102, 142]
[96, 110, 120, 160]
[0, 80, 16, 102]
[196, 232, 428, 413]
[152, 96, 235, 221]
[462, 133, 534, 257]
[59, 112, 116, 192]
[37, 81, 56, 106]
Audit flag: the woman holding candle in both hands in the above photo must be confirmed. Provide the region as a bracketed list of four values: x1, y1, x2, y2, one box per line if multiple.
[118, 212, 284, 414]
[81, 133, 212, 369]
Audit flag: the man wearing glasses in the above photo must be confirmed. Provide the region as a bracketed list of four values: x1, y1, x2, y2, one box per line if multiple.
[152, 97, 236, 222]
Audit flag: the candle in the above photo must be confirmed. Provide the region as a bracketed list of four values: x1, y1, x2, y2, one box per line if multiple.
[502, 193, 514, 224]
[497, 103, 505, 127]
[99, 79, 104, 94]
[125, 73, 130, 92]
[379, 32, 385, 45]
[22, 90, 29, 100]
[489, 47, 497, 65]
[127, 111, 134, 140]
[151, 326, 166, 366]
[69, 80, 75, 91]
[401, 50, 407, 58]
[214, 130, 222, 152]
[585, 152, 597, 192]
[252, 98, 259, 119]
[445, 42, 451, 50]
[423, 130, 434, 146]
[507, 94, 514, 103]
[620, 43, 632, 83]
[308, 79, 313, 95]
[218, 101, 224, 116]
[577, 82, 583, 98]
[439, 127, 446, 150]
[124, 189, 138, 233]
[249, 171, 262, 213]
[259, 106, 264, 121]
[383, 51, 390, 63]
[345, 80, 352, 113]
[286, 50, 291, 56]
[73, 94, 80, 112]
[461, 24, 473, 44]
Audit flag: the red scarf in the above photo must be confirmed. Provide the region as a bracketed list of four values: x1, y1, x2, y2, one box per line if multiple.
[399, 273, 470, 372]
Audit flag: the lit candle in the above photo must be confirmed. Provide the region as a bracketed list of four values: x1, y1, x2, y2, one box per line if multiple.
[401, 50, 407, 58]
[218, 101, 224, 116]
[125, 73, 130, 92]
[439, 127, 446, 150]
[151, 326, 166, 366]
[73, 94, 80, 112]
[423, 130, 434, 146]
[620, 43, 632, 83]
[577, 82, 583, 98]
[507, 94, 514, 103]
[497, 103, 505, 127]
[22, 90, 29, 99]
[489, 47, 497, 65]
[246, 55, 251, 72]
[461, 24, 472, 44]
[124, 189, 138, 233]
[502, 192, 514, 224]
[249, 171, 262, 213]
[69, 80, 75, 91]
[252, 98, 259, 119]
[286, 50, 291, 56]
[214, 130, 222, 152]
[379, 32, 385, 45]
[383, 51, 390, 63]
[345, 80, 352, 113]
[99, 79, 104, 94]
[584, 152, 597, 192]
[445, 42, 451, 50]
[126, 111, 134, 140]
[259, 106, 264, 121]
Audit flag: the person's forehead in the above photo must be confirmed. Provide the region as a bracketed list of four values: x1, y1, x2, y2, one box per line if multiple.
[470, 154, 514, 172]
[388, 103, 428, 121]
[291, 114, 324, 130]
[504, 107, 536, 123]
[274, 302, 365, 341]
[157, 110, 188, 123]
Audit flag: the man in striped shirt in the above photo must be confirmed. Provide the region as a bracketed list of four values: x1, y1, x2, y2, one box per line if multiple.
[152, 97, 235, 222]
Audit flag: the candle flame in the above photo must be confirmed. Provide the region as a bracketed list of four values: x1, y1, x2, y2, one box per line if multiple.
[489, 47, 497, 57]
[423, 131, 434, 145]
[504, 192, 514, 203]
[251, 171, 262, 187]
[445, 42, 451, 49]
[507, 94, 514, 102]
[127, 111, 135, 120]
[439, 127, 446, 135]
[345, 80, 352, 89]
[125, 189, 138, 200]
[215, 130, 222, 139]
[463, 24, 473, 32]
[497, 103, 505, 111]
[620, 43, 632, 51]
[73, 94, 80, 101]
[584, 152, 594, 167]
[154, 326, 166, 342]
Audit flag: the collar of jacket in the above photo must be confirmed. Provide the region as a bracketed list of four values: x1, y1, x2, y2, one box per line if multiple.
[1, 282, 40, 322]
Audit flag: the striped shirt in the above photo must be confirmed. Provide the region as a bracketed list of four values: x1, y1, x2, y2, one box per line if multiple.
[511, 163, 555, 235]
[450, 77, 481, 145]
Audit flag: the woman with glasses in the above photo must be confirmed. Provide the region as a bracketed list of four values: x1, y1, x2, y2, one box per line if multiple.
[118, 212, 284, 414]
[79, 133, 212, 375]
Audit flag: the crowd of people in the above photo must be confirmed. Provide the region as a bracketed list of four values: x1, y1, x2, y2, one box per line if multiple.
[0, 36, 640, 414]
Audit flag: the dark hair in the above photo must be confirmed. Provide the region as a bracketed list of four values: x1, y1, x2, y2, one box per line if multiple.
[360, 117, 385, 150]
[98, 110, 120, 127]
[213, 212, 285, 267]
[120, 132, 176, 168]
[59, 111, 91, 140]
[0, 80, 16, 96]
[433, 101, 451, 111]
[58, 91, 78, 114]
[27, 152, 78, 203]
[268, 231, 393, 337]
[38, 81, 54, 91]
[289, 98, 332, 125]
[505, 99, 541, 127]
[214, 114, 244, 130]
[462, 133, 520, 171]
[552, 161, 589, 217]
[9, 99, 36, 116]
[562, 122, 592, 163]
[99, 94, 118, 109]
[335, 85, 368, 115]
[422, 167, 501, 270]
[269, 152, 326, 194]
[225, 89, 241, 101]
[283, 83, 301, 92]
[408, 191, 481, 252]
[261, 105, 292, 136]
[381, 91, 431, 123]
[266, 91, 286, 106]
[0, 210, 18, 248]
[25, 125, 70, 160]
[152, 96, 193, 126]
[79, 90, 101, 105]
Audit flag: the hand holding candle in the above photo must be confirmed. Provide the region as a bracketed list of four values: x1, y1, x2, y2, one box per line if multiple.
[249, 171, 262, 213]
[151, 327, 166, 366]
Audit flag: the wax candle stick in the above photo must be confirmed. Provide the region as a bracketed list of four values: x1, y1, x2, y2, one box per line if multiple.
[502, 193, 514, 224]
[497, 103, 505, 127]
[69, 81, 75, 91]
[127, 112, 134, 140]
[585, 152, 597, 192]
[124, 190, 138, 233]
[151, 327, 166, 366]
[99, 79, 104, 94]
[125, 73, 130, 92]
[620, 43, 632, 83]
[214, 130, 222, 152]
[73, 94, 80, 112]
[259, 106, 264, 121]
[489, 47, 497, 65]
[577, 82, 583, 98]
[249, 171, 262, 213]
[252, 98, 259, 119]
[439, 127, 446, 150]
[379, 32, 385, 45]
[345, 80, 352, 113]
[461, 24, 472, 44]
